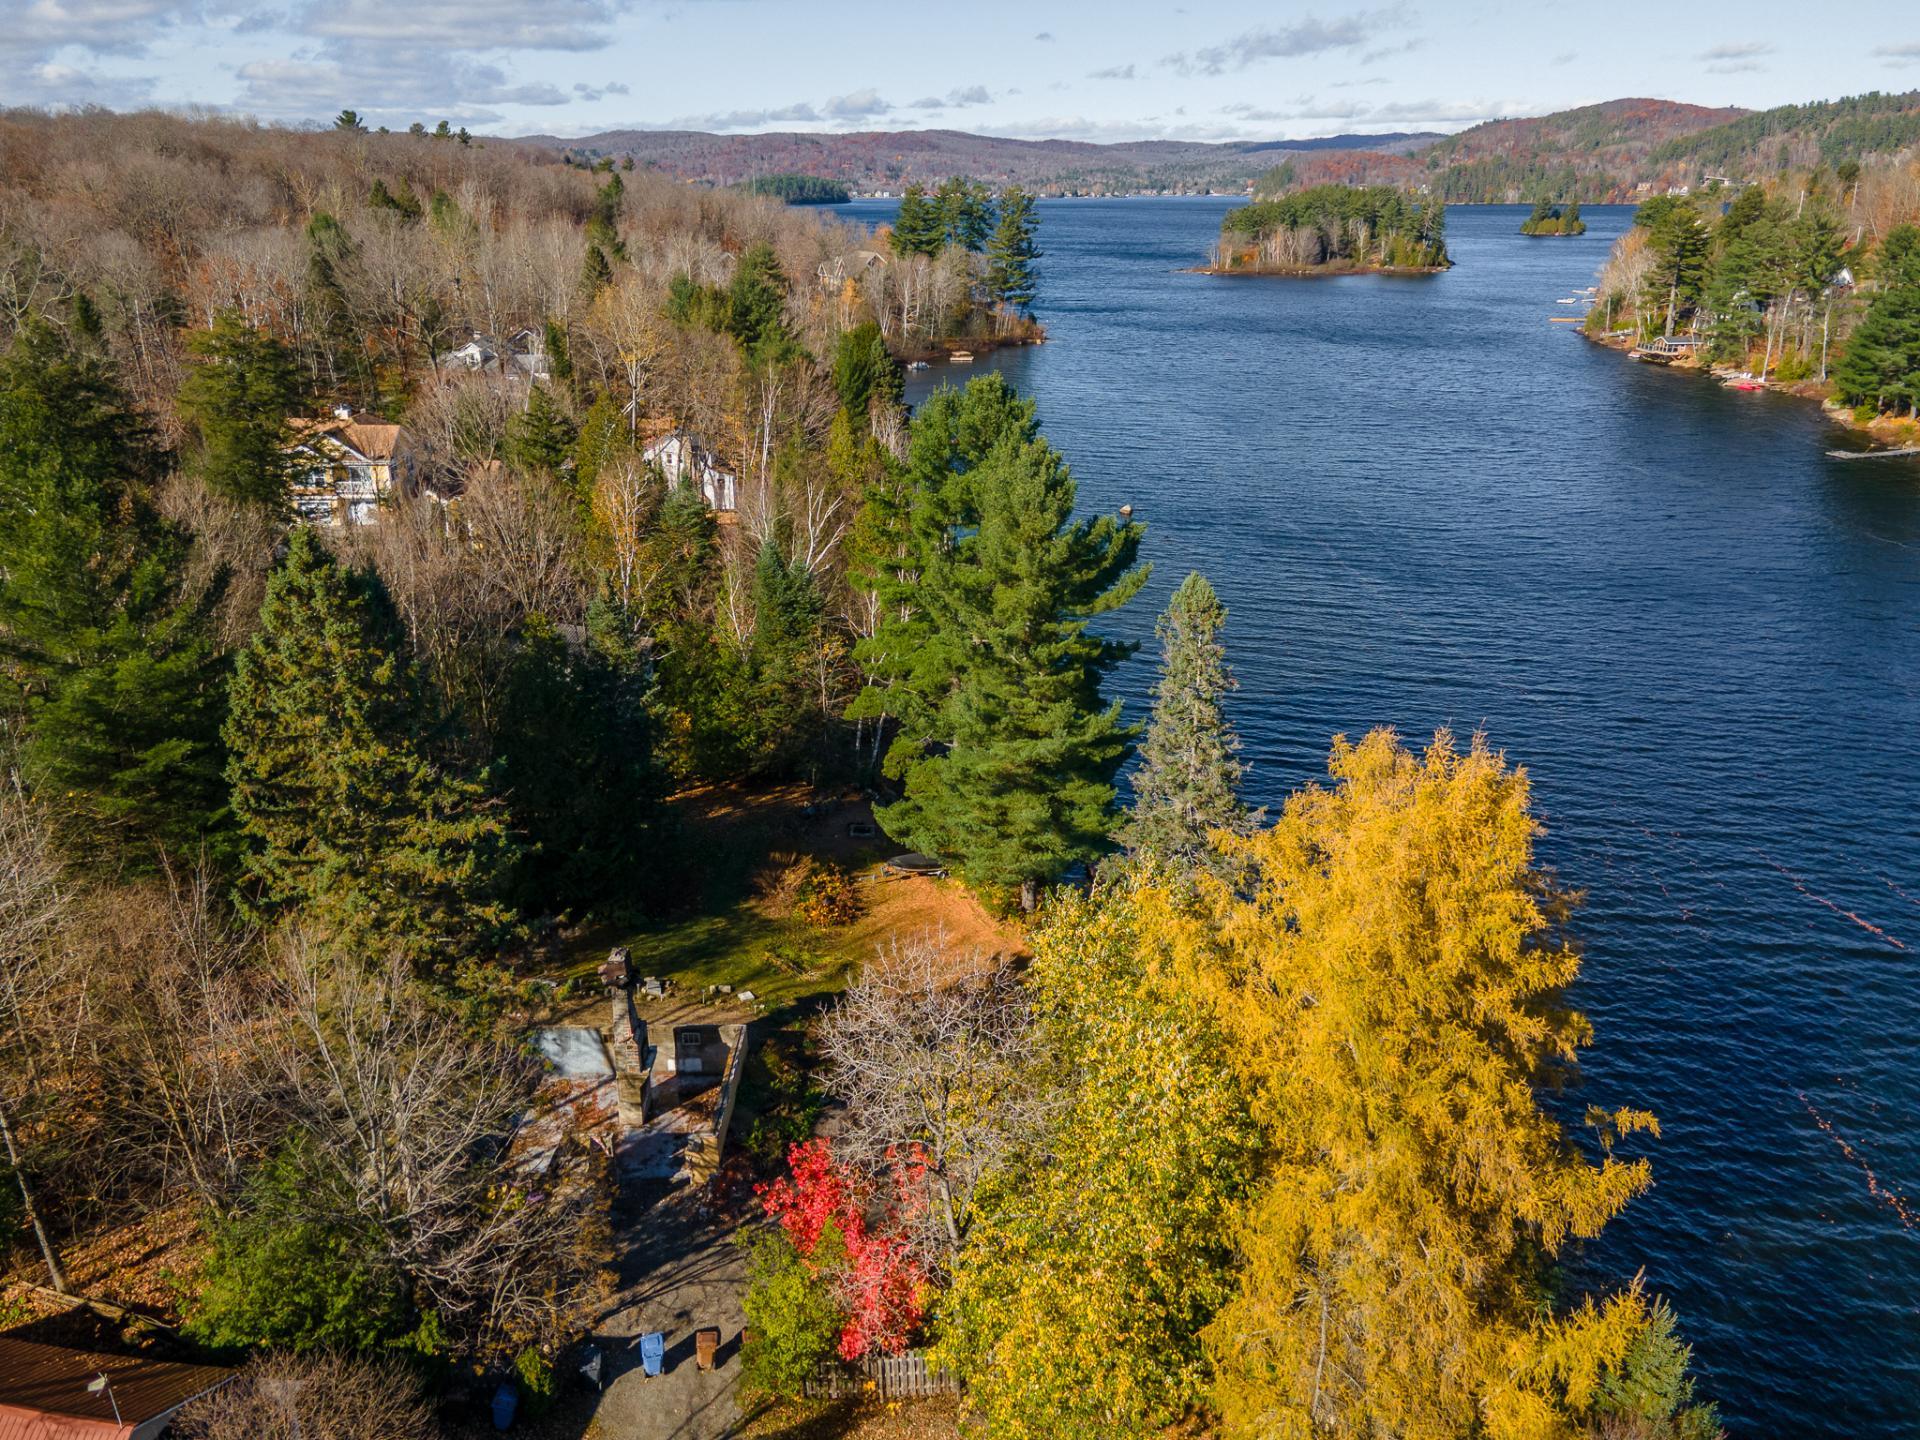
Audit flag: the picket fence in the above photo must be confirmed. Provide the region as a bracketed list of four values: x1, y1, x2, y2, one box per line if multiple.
[803, 1349, 959, 1400]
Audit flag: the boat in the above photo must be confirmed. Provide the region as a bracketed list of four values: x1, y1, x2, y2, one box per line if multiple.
[949, 350, 975, 363]
[905, 359, 929, 370]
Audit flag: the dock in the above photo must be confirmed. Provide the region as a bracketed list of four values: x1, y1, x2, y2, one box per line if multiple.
[1826, 446, 1920, 461]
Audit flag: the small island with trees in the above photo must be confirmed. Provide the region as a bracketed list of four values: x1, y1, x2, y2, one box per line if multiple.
[1203, 183, 1451, 275]
[743, 173, 852, 205]
[1520, 199, 1586, 236]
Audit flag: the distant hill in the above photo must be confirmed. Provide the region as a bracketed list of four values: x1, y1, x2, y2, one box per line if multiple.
[1648, 89, 1920, 173]
[511, 126, 1441, 196]
[523, 91, 1920, 203]
[1262, 100, 1751, 201]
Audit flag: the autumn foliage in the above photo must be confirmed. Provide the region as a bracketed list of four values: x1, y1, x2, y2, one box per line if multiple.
[757, 1139, 927, 1361]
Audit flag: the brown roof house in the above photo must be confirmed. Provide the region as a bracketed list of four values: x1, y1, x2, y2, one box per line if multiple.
[286, 408, 418, 526]
[0, 1337, 232, 1440]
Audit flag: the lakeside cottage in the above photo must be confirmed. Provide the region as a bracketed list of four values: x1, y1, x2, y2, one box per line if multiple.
[286, 409, 418, 526]
[642, 429, 737, 513]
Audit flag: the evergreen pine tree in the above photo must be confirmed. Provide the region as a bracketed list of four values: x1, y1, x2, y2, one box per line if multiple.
[847, 375, 1040, 763]
[890, 183, 944, 259]
[1836, 225, 1920, 415]
[177, 309, 304, 511]
[581, 243, 613, 297]
[494, 615, 655, 913]
[875, 390, 1146, 908]
[728, 243, 796, 364]
[224, 529, 515, 972]
[934, 177, 994, 251]
[0, 324, 230, 869]
[1119, 573, 1249, 878]
[831, 321, 904, 424]
[504, 384, 578, 476]
[986, 188, 1041, 315]
[586, 172, 627, 260]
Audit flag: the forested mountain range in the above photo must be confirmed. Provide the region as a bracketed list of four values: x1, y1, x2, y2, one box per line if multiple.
[512, 126, 1441, 195]
[526, 90, 1920, 203]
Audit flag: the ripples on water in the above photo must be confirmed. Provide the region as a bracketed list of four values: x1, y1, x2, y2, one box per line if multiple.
[840, 198, 1920, 1434]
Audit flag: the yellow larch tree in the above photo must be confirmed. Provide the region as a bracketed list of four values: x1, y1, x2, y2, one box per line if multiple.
[1177, 728, 1706, 1440]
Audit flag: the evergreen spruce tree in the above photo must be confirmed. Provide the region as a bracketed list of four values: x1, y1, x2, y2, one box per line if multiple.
[873, 383, 1146, 907]
[985, 187, 1042, 316]
[176, 309, 304, 510]
[494, 615, 655, 914]
[831, 321, 904, 424]
[1119, 573, 1250, 878]
[504, 384, 578, 476]
[0, 323, 230, 869]
[728, 243, 797, 364]
[224, 529, 515, 972]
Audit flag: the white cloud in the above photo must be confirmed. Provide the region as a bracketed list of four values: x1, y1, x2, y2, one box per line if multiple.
[1872, 41, 1920, 67]
[1696, 41, 1774, 61]
[231, 51, 568, 121]
[297, 0, 633, 52]
[821, 88, 892, 119]
[1165, 9, 1409, 77]
[1089, 63, 1137, 80]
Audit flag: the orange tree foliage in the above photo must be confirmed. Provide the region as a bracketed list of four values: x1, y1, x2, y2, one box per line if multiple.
[1170, 727, 1711, 1440]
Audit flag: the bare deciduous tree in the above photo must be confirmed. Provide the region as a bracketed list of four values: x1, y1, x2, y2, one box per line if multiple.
[818, 934, 1039, 1265]
[271, 932, 604, 1354]
[0, 762, 74, 1290]
[173, 1351, 441, 1440]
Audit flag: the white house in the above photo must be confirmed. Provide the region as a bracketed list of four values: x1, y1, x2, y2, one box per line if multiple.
[642, 431, 737, 513]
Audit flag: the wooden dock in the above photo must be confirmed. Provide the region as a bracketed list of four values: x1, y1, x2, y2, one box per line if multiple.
[1826, 446, 1920, 461]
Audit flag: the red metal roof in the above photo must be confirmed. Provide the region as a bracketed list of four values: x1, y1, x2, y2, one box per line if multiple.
[0, 1337, 231, 1438]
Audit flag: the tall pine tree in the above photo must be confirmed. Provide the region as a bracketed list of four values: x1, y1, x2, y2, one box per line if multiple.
[986, 187, 1042, 316]
[224, 529, 515, 972]
[1836, 225, 1920, 416]
[847, 376, 1040, 770]
[1119, 573, 1250, 879]
[871, 378, 1145, 907]
[0, 323, 230, 869]
[889, 183, 945, 259]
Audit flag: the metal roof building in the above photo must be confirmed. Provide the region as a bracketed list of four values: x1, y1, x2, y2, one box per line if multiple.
[0, 1337, 232, 1440]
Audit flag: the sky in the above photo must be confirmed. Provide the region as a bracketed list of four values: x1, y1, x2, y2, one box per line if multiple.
[3, 0, 1918, 143]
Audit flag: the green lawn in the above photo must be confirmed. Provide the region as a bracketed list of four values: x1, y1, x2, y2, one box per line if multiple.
[558, 877, 879, 1018]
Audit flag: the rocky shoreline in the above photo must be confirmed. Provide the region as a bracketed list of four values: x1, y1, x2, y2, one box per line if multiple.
[1191, 261, 1450, 278]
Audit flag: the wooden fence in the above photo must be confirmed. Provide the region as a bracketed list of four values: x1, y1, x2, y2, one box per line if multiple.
[804, 1349, 959, 1400]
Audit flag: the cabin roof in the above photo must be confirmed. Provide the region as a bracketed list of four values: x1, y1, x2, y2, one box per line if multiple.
[0, 1337, 232, 1436]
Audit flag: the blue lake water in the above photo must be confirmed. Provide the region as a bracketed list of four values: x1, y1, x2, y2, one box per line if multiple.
[835, 198, 1920, 1435]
